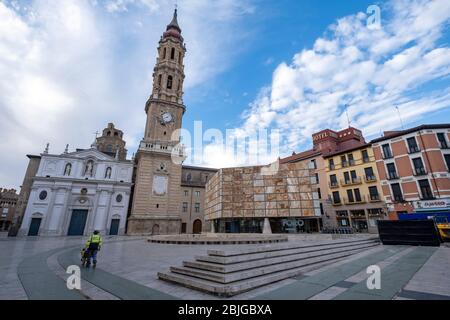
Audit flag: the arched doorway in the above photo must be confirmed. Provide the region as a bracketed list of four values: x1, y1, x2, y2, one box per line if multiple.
[193, 220, 202, 234]
[152, 224, 160, 235]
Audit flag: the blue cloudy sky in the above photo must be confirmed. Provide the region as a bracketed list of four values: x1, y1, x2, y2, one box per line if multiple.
[1, 0, 449, 188]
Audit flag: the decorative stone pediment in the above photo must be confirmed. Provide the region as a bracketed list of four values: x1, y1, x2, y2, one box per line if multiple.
[67, 149, 115, 161]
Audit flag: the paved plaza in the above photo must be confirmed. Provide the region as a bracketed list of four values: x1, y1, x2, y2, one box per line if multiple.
[0, 236, 449, 300]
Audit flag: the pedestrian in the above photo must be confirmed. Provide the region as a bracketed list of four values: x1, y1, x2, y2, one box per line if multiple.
[84, 230, 103, 268]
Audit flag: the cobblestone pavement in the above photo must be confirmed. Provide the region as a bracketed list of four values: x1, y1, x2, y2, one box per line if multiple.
[0, 236, 449, 300]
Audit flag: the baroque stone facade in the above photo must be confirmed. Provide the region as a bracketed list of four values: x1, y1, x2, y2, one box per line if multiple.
[18, 125, 133, 237]
[205, 161, 321, 233]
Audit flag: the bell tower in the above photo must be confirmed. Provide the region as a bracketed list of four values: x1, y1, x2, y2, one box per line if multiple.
[127, 9, 187, 235]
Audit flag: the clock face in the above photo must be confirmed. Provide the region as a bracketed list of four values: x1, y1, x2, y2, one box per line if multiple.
[162, 112, 173, 124]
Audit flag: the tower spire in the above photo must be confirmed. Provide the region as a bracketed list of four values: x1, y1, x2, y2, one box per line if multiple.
[167, 7, 181, 33]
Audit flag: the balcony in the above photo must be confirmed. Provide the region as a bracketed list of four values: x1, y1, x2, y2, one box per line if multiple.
[364, 175, 377, 183]
[413, 167, 428, 176]
[342, 161, 349, 168]
[369, 194, 382, 202]
[341, 177, 362, 186]
[349, 159, 356, 166]
[363, 157, 370, 164]
[393, 195, 404, 203]
[330, 197, 342, 206]
[329, 181, 339, 189]
[344, 196, 367, 205]
[387, 172, 399, 180]
[329, 164, 336, 170]
[440, 141, 449, 149]
[408, 146, 421, 154]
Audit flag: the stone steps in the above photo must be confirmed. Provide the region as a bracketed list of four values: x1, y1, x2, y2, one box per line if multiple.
[196, 238, 378, 264]
[157, 238, 381, 296]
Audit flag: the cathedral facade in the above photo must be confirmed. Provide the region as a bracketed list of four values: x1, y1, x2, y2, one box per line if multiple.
[17, 125, 133, 237]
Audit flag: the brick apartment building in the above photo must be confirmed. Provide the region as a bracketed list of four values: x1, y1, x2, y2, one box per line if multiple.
[371, 124, 450, 220]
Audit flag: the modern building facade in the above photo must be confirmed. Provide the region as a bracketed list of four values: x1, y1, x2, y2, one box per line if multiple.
[0, 189, 19, 232]
[18, 125, 133, 237]
[372, 124, 450, 220]
[324, 144, 386, 233]
[205, 161, 321, 234]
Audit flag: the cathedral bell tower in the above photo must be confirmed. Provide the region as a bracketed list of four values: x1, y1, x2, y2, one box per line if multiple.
[127, 9, 187, 235]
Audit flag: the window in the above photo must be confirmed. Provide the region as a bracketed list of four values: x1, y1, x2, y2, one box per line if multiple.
[184, 190, 189, 197]
[167, 76, 173, 89]
[158, 74, 162, 87]
[361, 150, 370, 163]
[350, 170, 358, 183]
[364, 167, 375, 181]
[341, 155, 348, 167]
[178, 52, 182, 63]
[437, 133, 448, 149]
[412, 158, 426, 176]
[105, 167, 112, 179]
[354, 189, 362, 202]
[418, 179, 434, 200]
[186, 173, 192, 182]
[329, 159, 335, 170]
[387, 163, 398, 180]
[106, 144, 113, 152]
[311, 159, 317, 169]
[407, 137, 420, 153]
[195, 191, 200, 198]
[382, 144, 393, 159]
[64, 163, 72, 176]
[182, 202, 188, 213]
[445, 154, 450, 172]
[315, 173, 319, 184]
[171, 48, 175, 60]
[343, 172, 351, 185]
[391, 183, 403, 202]
[39, 191, 48, 201]
[336, 210, 348, 217]
[317, 188, 322, 199]
[195, 203, 200, 213]
[332, 191, 341, 204]
[116, 194, 123, 203]
[369, 186, 380, 201]
[163, 48, 166, 59]
[347, 189, 355, 203]
[348, 153, 355, 166]
[330, 174, 338, 187]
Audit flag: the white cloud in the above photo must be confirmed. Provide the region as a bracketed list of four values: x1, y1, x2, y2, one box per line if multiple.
[0, 0, 254, 188]
[233, 0, 450, 159]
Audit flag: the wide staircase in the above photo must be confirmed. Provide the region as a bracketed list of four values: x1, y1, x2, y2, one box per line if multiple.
[158, 237, 380, 297]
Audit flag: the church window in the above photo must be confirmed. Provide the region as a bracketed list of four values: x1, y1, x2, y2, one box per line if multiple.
[178, 52, 181, 63]
[167, 76, 173, 89]
[106, 145, 113, 152]
[114, 132, 119, 137]
[156, 204, 160, 209]
[186, 173, 192, 182]
[158, 74, 162, 87]
[64, 163, 72, 176]
[171, 48, 175, 60]
[116, 194, 123, 203]
[39, 191, 48, 201]
[177, 80, 181, 91]
[107, 131, 111, 136]
[163, 48, 166, 59]
[105, 167, 112, 179]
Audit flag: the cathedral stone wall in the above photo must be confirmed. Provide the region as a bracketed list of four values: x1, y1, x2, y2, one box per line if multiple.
[205, 161, 321, 221]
